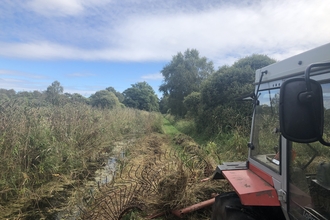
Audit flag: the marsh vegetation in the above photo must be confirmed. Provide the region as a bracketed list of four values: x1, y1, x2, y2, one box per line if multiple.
[0, 100, 162, 219]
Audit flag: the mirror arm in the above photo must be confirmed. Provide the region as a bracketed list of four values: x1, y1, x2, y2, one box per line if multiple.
[305, 62, 330, 90]
[300, 63, 325, 103]
[305, 62, 330, 147]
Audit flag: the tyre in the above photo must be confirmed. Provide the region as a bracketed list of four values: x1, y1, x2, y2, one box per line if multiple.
[211, 192, 255, 220]
[226, 210, 255, 220]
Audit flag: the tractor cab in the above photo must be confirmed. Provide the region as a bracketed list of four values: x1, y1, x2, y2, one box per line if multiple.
[250, 44, 330, 220]
[213, 43, 330, 220]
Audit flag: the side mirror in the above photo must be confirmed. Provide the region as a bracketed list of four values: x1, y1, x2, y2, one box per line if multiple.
[279, 78, 324, 143]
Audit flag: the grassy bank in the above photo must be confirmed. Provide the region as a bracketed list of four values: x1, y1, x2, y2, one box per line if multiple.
[164, 114, 249, 162]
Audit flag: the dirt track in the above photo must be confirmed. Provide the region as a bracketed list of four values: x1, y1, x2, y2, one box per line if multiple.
[82, 132, 232, 220]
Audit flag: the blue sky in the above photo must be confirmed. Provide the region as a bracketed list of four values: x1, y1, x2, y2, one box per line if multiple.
[1, 0, 330, 98]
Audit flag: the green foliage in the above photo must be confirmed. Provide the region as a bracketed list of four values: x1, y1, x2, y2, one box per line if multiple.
[120, 209, 144, 220]
[64, 93, 88, 104]
[0, 93, 9, 104]
[161, 54, 276, 164]
[24, 90, 47, 107]
[203, 129, 249, 162]
[106, 86, 125, 102]
[162, 117, 180, 137]
[174, 119, 197, 136]
[0, 89, 47, 107]
[123, 82, 159, 112]
[163, 115, 198, 138]
[89, 90, 121, 109]
[159, 95, 169, 114]
[169, 116, 249, 163]
[159, 49, 214, 116]
[197, 54, 276, 136]
[160, 53, 275, 137]
[46, 81, 64, 105]
[0, 89, 15, 99]
[183, 92, 201, 118]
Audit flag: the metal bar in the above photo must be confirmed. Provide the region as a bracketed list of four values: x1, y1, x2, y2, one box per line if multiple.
[200, 177, 211, 182]
[171, 198, 215, 218]
[146, 196, 217, 219]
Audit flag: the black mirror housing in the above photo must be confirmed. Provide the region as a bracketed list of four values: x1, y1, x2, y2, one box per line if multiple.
[279, 78, 324, 143]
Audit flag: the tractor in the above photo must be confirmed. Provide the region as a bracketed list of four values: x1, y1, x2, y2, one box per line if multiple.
[212, 43, 330, 220]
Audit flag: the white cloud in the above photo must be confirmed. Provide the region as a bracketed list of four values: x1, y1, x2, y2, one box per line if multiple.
[0, 70, 97, 96]
[0, 69, 46, 79]
[141, 73, 163, 80]
[27, 0, 84, 16]
[0, 42, 77, 59]
[112, 0, 330, 64]
[0, 77, 46, 92]
[1, 0, 330, 65]
[27, 0, 113, 17]
[0, 69, 51, 92]
[0, 41, 167, 61]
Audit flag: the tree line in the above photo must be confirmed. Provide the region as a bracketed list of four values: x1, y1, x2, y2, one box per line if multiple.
[1, 49, 276, 136]
[0, 81, 160, 112]
[159, 49, 276, 136]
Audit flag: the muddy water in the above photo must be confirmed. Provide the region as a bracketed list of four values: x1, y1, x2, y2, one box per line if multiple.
[53, 157, 118, 220]
[54, 140, 130, 220]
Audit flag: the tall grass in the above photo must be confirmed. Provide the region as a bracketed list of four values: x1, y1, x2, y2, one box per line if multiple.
[166, 115, 250, 163]
[164, 114, 197, 136]
[211, 128, 249, 161]
[0, 100, 163, 205]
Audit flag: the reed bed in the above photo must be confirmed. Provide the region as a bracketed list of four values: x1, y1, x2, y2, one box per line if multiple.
[0, 100, 163, 218]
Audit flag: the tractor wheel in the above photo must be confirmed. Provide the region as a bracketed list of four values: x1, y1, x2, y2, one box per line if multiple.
[211, 192, 255, 220]
[226, 210, 255, 220]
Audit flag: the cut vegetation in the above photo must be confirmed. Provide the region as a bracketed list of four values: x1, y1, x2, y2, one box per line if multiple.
[82, 119, 232, 220]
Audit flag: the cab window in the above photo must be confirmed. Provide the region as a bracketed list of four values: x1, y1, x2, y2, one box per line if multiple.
[251, 88, 280, 173]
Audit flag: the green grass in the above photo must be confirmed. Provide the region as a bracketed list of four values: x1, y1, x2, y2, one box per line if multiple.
[162, 118, 180, 136]
[165, 116, 250, 163]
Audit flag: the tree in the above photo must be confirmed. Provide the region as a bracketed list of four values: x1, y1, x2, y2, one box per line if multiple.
[0, 89, 16, 100]
[71, 93, 88, 104]
[183, 92, 201, 118]
[106, 87, 124, 102]
[89, 90, 121, 109]
[123, 82, 159, 111]
[46, 81, 64, 105]
[15, 91, 33, 104]
[5, 89, 16, 99]
[159, 95, 169, 114]
[197, 54, 276, 135]
[30, 90, 47, 106]
[64, 93, 88, 104]
[0, 93, 9, 104]
[159, 49, 214, 116]
[201, 54, 276, 108]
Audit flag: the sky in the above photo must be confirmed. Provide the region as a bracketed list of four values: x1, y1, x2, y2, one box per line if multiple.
[1, 0, 330, 98]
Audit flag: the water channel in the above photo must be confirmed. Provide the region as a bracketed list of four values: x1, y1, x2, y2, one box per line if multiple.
[54, 139, 129, 220]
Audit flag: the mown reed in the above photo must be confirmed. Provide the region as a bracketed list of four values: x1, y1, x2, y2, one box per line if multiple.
[0, 100, 163, 218]
[82, 132, 231, 220]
